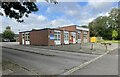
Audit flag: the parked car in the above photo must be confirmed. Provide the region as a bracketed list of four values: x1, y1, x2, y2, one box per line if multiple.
[3, 39, 10, 42]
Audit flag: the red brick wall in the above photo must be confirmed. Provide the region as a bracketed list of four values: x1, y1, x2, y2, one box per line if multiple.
[19, 26, 90, 45]
[48, 30, 55, 46]
[87, 31, 90, 42]
[58, 26, 76, 32]
[30, 30, 48, 46]
[19, 32, 22, 45]
[76, 32, 78, 43]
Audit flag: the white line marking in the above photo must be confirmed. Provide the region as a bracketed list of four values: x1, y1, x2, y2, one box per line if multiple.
[61, 51, 110, 75]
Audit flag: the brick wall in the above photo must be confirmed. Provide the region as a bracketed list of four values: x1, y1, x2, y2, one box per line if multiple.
[30, 30, 48, 46]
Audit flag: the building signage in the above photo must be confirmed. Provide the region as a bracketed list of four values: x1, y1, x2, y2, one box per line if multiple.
[49, 34, 54, 40]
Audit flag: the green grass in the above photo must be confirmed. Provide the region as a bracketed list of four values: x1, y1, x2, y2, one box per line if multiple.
[97, 40, 120, 43]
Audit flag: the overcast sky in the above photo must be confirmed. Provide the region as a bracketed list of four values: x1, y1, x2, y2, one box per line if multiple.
[0, 0, 118, 34]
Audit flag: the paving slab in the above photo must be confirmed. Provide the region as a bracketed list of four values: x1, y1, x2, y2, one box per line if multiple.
[26, 43, 118, 55]
[2, 43, 118, 55]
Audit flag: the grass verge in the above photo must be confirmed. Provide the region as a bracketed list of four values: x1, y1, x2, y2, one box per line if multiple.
[97, 40, 120, 43]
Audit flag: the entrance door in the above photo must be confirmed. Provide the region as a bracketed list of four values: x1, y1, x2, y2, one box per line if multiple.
[54, 30, 61, 45]
[77, 31, 81, 43]
[64, 31, 69, 44]
[83, 31, 88, 43]
[71, 32, 76, 44]
[25, 32, 30, 45]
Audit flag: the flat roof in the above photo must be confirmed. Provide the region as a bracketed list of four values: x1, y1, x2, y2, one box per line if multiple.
[19, 25, 89, 33]
[19, 28, 69, 33]
[76, 26, 89, 31]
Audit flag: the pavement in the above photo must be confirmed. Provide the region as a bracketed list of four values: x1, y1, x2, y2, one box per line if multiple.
[2, 42, 118, 55]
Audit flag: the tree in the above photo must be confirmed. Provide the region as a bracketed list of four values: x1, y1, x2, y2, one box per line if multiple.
[112, 29, 118, 40]
[6, 26, 11, 29]
[109, 8, 120, 40]
[2, 26, 15, 41]
[89, 16, 109, 38]
[0, 0, 58, 22]
[88, 8, 119, 40]
[81, 25, 88, 28]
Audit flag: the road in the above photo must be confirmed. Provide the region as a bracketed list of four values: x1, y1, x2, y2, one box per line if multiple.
[71, 48, 118, 75]
[2, 47, 97, 75]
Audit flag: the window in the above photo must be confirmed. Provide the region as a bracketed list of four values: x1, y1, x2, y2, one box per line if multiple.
[54, 31, 61, 40]
[78, 31, 81, 39]
[83, 32, 88, 39]
[71, 32, 76, 38]
[25, 32, 30, 41]
[22, 33, 24, 39]
[64, 32, 69, 41]
[78, 33, 80, 39]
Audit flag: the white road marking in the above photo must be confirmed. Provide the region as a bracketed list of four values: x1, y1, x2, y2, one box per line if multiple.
[61, 50, 110, 75]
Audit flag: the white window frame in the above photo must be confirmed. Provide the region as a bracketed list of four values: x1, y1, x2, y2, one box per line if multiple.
[64, 31, 69, 41]
[54, 30, 61, 41]
[25, 32, 30, 41]
[71, 32, 76, 38]
[83, 31, 88, 39]
[78, 31, 81, 39]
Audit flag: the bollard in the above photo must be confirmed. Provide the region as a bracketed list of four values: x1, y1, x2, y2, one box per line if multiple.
[105, 44, 107, 51]
[101, 42, 111, 52]
[90, 43, 94, 50]
[106, 43, 112, 51]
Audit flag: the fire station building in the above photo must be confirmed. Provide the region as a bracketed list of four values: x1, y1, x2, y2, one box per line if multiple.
[19, 25, 90, 46]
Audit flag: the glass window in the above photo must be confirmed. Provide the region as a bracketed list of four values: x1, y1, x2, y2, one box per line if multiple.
[54, 31, 60, 40]
[71, 32, 76, 38]
[64, 33, 69, 41]
[22, 34, 24, 39]
[78, 33, 81, 39]
[25, 32, 30, 41]
[54, 34, 57, 40]
[77, 31, 81, 39]
[83, 32, 88, 39]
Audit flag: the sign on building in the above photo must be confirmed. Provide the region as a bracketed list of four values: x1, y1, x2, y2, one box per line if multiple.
[49, 34, 54, 40]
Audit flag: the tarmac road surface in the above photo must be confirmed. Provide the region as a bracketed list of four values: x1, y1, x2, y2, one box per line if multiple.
[2, 47, 97, 75]
[71, 48, 118, 75]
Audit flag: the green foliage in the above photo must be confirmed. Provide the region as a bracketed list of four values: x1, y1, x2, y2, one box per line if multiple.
[0, 0, 58, 23]
[2, 26, 15, 40]
[6, 26, 11, 30]
[88, 8, 119, 40]
[1, 2, 38, 22]
[112, 29, 118, 40]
